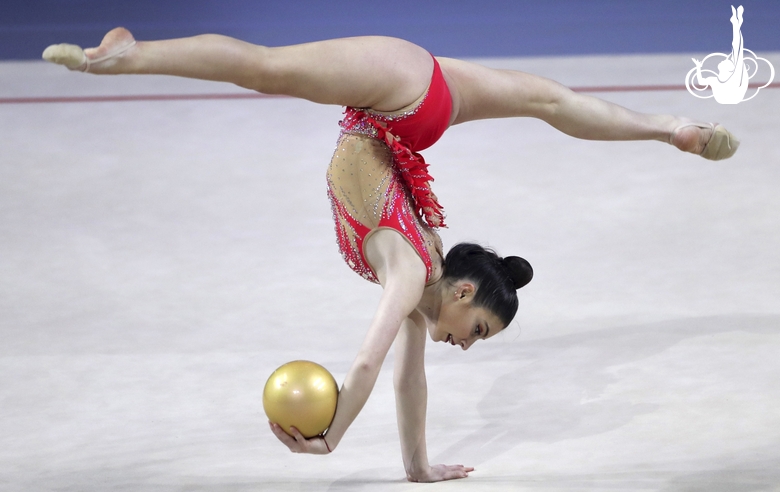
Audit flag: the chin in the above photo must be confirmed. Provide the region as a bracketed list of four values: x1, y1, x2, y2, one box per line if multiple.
[428, 328, 442, 342]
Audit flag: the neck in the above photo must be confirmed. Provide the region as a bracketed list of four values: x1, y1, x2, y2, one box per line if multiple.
[416, 278, 445, 323]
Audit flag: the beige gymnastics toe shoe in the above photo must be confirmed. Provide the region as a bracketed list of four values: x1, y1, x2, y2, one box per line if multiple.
[42, 28, 136, 73]
[670, 122, 740, 161]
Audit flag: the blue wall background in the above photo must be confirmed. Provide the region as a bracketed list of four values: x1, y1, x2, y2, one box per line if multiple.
[2, 0, 779, 60]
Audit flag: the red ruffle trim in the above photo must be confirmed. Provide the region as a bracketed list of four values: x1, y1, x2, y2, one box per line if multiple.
[347, 111, 446, 228]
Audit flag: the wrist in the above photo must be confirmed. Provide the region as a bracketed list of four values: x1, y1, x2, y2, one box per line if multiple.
[405, 465, 432, 483]
[323, 436, 333, 453]
[404, 459, 430, 481]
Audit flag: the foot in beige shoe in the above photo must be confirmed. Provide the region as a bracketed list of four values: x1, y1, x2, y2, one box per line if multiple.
[42, 27, 136, 73]
[670, 122, 740, 161]
[41, 43, 87, 69]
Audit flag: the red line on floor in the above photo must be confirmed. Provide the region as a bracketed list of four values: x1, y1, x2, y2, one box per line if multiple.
[572, 82, 780, 93]
[0, 92, 286, 104]
[1, 82, 778, 104]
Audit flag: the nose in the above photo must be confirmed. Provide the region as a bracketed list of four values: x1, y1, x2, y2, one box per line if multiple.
[460, 338, 475, 351]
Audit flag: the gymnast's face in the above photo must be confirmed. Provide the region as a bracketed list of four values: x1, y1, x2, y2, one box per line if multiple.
[433, 282, 504, 351]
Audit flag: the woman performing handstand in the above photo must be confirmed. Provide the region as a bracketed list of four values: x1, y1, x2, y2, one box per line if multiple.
[43, 28, 739, 482]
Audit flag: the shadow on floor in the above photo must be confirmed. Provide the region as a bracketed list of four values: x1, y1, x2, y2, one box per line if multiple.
[432, 314, 779, 476]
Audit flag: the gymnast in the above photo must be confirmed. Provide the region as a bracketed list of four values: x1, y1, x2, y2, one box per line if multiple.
[691, 5, 749, 104]
[43, 28, 739, 482]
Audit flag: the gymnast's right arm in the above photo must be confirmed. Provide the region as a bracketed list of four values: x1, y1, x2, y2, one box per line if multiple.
[269, 232, 427, 454]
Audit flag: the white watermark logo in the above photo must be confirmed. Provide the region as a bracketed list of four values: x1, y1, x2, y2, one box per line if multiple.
[685, 5, 774, 104]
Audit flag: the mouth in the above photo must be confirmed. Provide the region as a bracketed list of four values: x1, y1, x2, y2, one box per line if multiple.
[446, 334, 454, 345]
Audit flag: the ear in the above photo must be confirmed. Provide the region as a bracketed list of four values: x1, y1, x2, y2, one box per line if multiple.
[455, 282, 476, 301]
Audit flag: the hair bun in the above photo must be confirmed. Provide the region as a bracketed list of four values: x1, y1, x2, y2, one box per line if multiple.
[501, 256, 533, 289]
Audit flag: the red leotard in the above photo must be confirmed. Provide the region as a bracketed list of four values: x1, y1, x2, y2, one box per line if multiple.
[327, 56, 452, 284]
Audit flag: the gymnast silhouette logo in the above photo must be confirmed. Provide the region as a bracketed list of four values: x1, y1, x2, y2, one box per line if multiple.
[685, 5, 774, 104]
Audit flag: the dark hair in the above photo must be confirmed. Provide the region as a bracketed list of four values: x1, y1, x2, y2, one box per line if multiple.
[442, 243, 533, 327]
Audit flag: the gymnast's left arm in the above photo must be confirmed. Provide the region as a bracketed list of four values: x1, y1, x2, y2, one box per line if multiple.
[393, 316, 475, 482]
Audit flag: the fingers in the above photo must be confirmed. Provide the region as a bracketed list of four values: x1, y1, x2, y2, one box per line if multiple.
[268, 421, 289, 441]
[289, 426, 308, 448]
[444, 465, 473, 480]
[268, 421, 303, 452]
[444, 470, 468, 480]
[268, 422, 331, 455]
[412, 464, 475, 482]
[289, 425, 304, 440]
[446, 464, 474, 480]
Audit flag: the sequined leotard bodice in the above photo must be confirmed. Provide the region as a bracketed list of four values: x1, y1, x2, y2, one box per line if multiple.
[327, 56, 452, 284]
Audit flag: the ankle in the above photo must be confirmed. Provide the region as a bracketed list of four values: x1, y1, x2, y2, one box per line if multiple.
[670, 121, 712, 155]
[82, 27, 137, 74]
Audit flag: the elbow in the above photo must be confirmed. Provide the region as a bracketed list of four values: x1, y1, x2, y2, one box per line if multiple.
[393, 371, 426, 393]
[351, 358, 382, 380]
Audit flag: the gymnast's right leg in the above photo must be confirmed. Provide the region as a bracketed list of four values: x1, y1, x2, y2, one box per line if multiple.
[42, 27, 434, 112]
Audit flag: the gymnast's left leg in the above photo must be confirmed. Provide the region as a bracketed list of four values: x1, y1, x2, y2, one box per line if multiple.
[42, 28, 436, 112]
[438, 57, 738, 160]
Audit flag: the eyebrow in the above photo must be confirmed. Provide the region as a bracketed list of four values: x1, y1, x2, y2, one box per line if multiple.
[484, 321, 490, 339]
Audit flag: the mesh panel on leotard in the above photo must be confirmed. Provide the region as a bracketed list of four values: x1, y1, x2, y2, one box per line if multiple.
[326, 134, 441, 284]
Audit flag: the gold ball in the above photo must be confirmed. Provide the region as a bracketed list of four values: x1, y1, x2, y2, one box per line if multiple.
[263, 360, 339, 438]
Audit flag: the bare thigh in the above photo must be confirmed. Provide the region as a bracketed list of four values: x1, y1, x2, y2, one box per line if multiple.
[437, 57, 567, 124]
[437, 57, 678, 143]
[258, 36, 435, 111]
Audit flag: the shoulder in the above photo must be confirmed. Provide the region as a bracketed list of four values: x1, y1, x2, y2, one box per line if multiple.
[363, 229, 428, 290]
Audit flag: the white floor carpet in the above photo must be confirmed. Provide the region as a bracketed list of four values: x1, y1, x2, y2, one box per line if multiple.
[1, 52, 779, 491]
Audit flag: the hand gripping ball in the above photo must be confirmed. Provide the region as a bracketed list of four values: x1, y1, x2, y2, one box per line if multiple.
[263, 360, 339, 438]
